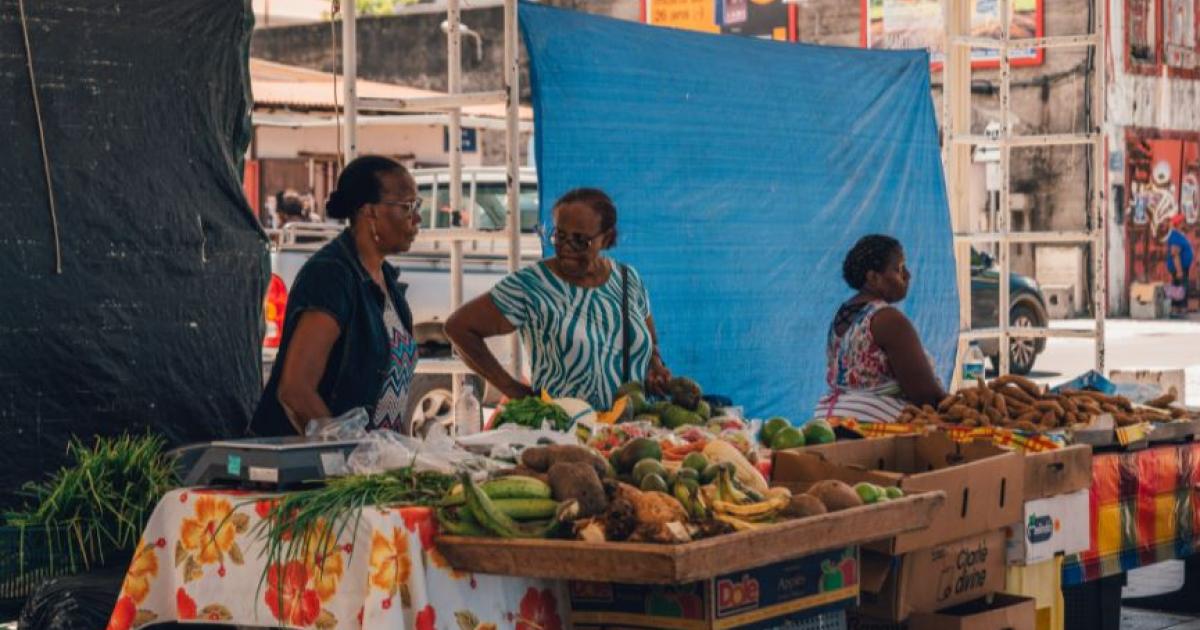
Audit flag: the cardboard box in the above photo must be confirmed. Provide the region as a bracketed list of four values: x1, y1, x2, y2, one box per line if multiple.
[858, 530, 1008, 622]
[907, 593, 1036, 630]
[1005, 489, 1090, 565]
[1109, 368, 1188, 404]
[568, 546, 858, 630]
[1022, 444, 1091, 501]
[772, 433, 1024, 554]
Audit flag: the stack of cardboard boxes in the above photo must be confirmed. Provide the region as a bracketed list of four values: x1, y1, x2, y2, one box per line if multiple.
[1004, 445, 1093, 630]
[773, 432, 1046, 629]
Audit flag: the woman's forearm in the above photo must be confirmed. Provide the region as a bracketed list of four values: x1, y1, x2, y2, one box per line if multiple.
[451, 329, 531, 399]
[278, 387, 333, 434]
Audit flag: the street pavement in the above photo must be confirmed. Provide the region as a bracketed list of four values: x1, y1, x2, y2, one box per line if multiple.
[1031, 317, 1200, 406]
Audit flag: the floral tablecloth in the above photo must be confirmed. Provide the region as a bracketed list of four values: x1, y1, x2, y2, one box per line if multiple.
[107, 488, 564, 630]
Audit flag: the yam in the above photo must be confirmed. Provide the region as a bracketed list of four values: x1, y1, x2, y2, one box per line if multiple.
[521, 445, 609, 478]
[1015, 420, 1038, 432]
[996, 374, 1043, 397]
[947, 404, 971, 421]
[994, 395, 1008, 418]
[1034, 401, 1066, 415]
[807, 480, 864, 512]
[999, 386, 1035, 406]
[1147, 388, 1178, 409]
[1111, 411, 1136, 426]
[1015, 410, 1040, 425]
[984, 408, 1005, 425]
[937, 396, 957, 413]
[548, 461, 608, 517]
[1040, 411, 1058, 427]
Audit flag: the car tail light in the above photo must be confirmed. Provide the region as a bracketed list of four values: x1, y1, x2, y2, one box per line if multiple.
[263, 273, 287, 348]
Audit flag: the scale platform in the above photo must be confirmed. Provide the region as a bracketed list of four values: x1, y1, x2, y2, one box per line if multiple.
[170, 436, 362, 490]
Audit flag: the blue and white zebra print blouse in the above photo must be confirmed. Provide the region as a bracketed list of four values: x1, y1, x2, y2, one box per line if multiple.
[490, 259, 654, 410]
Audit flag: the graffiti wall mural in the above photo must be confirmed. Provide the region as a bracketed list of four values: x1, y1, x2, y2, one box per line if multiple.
[1125, 128, 1200, 311]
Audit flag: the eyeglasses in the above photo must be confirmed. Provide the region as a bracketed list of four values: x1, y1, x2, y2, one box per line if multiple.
[540, 226, 605, 251]
[378, 197, 423, 217]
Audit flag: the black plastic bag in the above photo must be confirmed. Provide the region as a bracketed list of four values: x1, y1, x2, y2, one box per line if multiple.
[18, 567, 124, 630]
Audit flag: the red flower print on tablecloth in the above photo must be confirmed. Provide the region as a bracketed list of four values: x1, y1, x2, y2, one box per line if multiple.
[399, 506, 436, 551]
[176, 587, 197, 620]
[254, 498, 297, 541]
[517, 587, 562, 630]
[415, 604, 437, 630]
[107, 596, 136, 630]
[265, 561, 322, 627]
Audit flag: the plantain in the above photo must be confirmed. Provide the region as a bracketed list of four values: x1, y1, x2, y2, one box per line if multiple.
[460, 473, 559, 538]
[491, 498, 561, 520]
[441, 475, 552, 507]
[436, 507, 491, 536]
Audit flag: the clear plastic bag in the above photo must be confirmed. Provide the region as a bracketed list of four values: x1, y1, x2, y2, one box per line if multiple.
[305, 407, 369, 441]
[345, 428, 504, 477]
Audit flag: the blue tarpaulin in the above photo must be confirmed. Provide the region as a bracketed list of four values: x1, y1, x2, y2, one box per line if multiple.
[520, 3, 958, 420]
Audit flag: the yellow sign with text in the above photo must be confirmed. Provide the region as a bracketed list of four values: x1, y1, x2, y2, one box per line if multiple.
[646, 0, 721, 33]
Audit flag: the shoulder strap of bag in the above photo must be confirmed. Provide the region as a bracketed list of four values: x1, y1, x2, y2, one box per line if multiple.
[621, 263, 631, 384]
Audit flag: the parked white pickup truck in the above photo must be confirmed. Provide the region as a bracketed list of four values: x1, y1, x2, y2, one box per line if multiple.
[262, 167, 541, 429]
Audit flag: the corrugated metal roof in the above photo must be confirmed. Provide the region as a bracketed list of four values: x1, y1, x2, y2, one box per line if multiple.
[250, 57, 529, 120]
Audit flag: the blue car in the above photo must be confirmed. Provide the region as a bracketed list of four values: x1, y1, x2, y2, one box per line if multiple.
[970, 249, 1049, 375]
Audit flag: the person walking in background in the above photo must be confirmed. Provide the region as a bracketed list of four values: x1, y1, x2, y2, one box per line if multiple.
[1165, 213, 1194, 318]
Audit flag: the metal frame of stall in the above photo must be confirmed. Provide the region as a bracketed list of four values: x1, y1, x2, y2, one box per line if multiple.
[943, 0, 1107, 386]
[340, 0, 524, 431]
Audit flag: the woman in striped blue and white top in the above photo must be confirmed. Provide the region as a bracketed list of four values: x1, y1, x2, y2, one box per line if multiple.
[446, 188, 671, 409]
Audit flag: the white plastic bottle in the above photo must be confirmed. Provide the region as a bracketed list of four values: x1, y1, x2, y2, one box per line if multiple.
[963, 342, 986, 384]
[455, 382, 482, 436]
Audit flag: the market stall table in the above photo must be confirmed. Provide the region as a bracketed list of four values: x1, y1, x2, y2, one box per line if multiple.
[1063, 442, 1200, 586]
[106, 488, 563, 630]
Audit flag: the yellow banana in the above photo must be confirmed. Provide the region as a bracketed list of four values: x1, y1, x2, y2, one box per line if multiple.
[712, 497, 788, 519]
[714, 513, 760, 531]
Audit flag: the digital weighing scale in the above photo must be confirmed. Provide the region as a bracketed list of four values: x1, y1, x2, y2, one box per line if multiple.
[170, 436, 362, 490]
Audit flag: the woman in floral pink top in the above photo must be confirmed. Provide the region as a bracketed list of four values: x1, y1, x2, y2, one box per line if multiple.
[812, 235, 945, 423]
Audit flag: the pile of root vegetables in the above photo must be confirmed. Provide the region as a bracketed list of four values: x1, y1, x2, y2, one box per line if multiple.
[899, 375, 1192, 431]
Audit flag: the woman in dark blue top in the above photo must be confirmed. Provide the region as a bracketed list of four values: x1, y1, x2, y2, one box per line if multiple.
[250, 156, 423, 436]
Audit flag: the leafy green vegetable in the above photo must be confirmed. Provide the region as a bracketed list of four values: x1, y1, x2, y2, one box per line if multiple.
[5, 433, 178, 572]
[248, 467, 455, 608]
[494, 397, 573, 431]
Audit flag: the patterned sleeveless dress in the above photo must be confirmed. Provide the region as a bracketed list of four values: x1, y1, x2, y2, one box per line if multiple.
[811, 300, 908, 423]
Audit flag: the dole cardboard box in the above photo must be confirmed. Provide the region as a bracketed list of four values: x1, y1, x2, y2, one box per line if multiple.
[1021, 444, 1091, 501]
[772, 433, 1024, 554]
[1005, 489, 1090, 565]
[857, 529, 1007, 622]
[568, 546, 858, 630]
